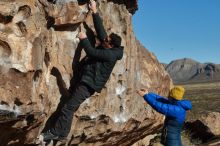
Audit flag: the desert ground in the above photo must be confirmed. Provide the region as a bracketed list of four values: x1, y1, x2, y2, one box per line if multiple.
[181, 81, 220, 120]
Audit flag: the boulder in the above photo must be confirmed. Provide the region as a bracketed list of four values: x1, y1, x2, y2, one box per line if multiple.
[0, 0, 172, 145]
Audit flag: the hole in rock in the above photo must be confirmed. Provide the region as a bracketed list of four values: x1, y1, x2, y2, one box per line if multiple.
[0, 40, 12, 57]
[44, 51, 50, 67]
[9, 68, 23, 74]
[77, 0, 89, 5]
[53, 22, 81, 31]
[26, 114, 35, 124]
[16, 22, 27, 35]
[107, 129, 111, 133]
[33, 70, 42, 81]
[46, 10, 81, 31]
[50, 67, 60, 77]
[79, 115, 92, 121]
[18, 5, 31, 18]
[14, 98, 23, 106]
[0, 101, 9, 106]
[107, 0, 138, 14]
[81, 133, 87, 142]
[120, 105, 123, 112]
[0, 13, 13, 24]
[98, 114, 108, 120]
[46, 16, 55, 29]
[47, 0, 56, 4]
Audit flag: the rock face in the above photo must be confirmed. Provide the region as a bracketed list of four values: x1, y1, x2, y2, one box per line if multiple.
[107, 0, 138, 14]
[0, 0, 172, 145]
[200, 137, 220, 146]
[165, 58, 220, 83]
[196, 112, 220, 136]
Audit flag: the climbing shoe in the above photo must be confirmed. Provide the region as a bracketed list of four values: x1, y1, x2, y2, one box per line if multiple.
[41, 130, 66, 142]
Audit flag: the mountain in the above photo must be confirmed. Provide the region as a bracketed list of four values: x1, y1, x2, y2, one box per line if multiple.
[164, 58, 220, 83]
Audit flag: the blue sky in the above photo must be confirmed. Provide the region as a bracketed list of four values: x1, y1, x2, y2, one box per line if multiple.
[132, 0, 220, 64]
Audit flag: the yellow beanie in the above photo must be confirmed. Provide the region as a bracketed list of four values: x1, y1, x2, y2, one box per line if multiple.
[169, 86, 185, 100]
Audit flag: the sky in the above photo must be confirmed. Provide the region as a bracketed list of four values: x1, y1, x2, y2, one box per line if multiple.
[132, 0, 220, 64]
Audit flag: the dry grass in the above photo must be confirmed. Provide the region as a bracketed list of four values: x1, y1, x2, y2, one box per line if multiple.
[178, 81, 220, 120]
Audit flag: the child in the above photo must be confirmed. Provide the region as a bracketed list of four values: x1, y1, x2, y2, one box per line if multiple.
[137, 86, 192, 146]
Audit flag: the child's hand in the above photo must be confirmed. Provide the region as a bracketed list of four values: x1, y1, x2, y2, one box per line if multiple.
[137, 89, 148, 97]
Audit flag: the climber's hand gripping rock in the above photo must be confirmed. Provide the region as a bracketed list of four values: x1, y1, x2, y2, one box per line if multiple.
[89, 0, 97, 13]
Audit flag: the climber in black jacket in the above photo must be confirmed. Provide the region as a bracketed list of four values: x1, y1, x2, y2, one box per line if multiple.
[41, 0, 123, 142]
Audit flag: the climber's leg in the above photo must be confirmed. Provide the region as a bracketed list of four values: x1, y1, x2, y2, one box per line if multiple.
[43, 82, 95, 141]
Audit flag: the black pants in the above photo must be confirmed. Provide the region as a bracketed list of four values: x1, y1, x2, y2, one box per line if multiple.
[51, 82, 95, 137]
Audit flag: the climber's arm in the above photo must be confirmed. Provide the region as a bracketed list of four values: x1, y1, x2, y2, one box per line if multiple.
[89, 0, 107, 42]
[80, 38, 115, 61]
[78, 31, 115, 61]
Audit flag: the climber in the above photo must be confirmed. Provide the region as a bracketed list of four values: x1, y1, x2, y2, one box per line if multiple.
[41, 0, 123, 142]
[137, 86, 192, 146]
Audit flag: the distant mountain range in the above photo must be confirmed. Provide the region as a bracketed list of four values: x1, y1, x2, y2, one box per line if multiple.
[163, 58, 220, 83]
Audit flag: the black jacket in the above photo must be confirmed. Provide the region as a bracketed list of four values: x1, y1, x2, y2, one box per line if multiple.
[80, 13, 123, 92]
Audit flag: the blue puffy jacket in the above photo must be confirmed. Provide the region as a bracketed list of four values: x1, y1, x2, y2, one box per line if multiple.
[143, 92, 192, 146]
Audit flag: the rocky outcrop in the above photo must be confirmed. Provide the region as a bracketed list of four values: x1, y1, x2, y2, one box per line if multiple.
[0, 0, 171, 145]
[132, 134, 157, 146]
[107, 0, 138, 14]
[192, 112, 220, 136]
[185, 112, 220, 144]
[165, 58, 220, 83]
[200, 137, 220, 146]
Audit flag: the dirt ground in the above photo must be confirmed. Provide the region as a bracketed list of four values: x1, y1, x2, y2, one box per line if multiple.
[181, 81, 220, 121]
